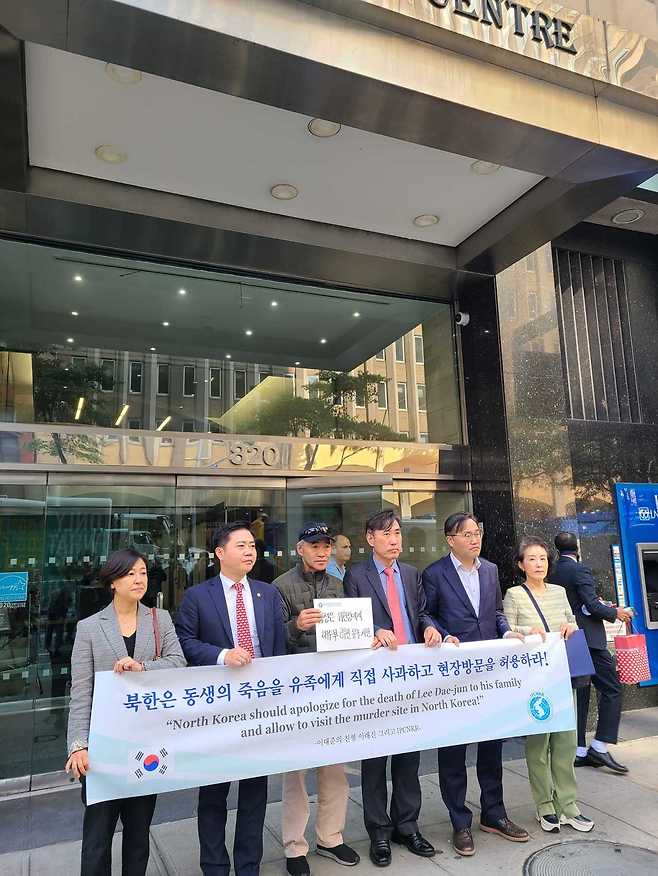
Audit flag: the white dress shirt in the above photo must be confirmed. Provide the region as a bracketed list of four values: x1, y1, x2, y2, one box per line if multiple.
[450, 552, 482, 615]
[217, 573, 262, 664]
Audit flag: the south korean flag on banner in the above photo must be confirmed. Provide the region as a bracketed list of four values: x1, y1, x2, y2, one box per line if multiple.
[130, 747, 171, 784]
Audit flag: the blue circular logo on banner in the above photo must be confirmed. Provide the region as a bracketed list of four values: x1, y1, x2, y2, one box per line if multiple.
[528, 692, 552, 722]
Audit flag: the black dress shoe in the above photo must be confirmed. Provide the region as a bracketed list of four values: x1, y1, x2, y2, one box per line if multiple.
[586, 747, 629, 773]
[391, 831, 436, 857]
[369, 839, 391, 867]
[574, 753, 602, 768]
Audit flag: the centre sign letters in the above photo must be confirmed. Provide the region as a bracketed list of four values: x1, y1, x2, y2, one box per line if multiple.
[427, 0, 578, 55]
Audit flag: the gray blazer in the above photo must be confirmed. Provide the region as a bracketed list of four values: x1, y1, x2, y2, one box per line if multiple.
[67, 602, 186, 754]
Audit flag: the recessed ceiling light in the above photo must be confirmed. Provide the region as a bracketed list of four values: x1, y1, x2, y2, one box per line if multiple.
[612, 208, 645, 225]
[149, 346, 156, 351]
[413, 214, 440, 227]
[320, 338, 327, 344]
[178, 288, 187, 296]
[271, 183, 299, 200]
[94, 144, 128, 164]
[71, 311, 79, 316]
[353, 311, 361, 318]
[271, 300, 278, 307]
[66, 337, 74, 344]
[74, 274, 83, 283]
[105, 63, 143, 85]
[245, 329, 253, 336]
[294, 361, 300, 366]
[308, 118, 341, 138]
[225, 354, 232, 359]
[162, 321, 170, 327]
[470, 160, 501, 175]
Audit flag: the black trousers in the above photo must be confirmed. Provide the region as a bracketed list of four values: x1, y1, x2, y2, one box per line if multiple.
[198, 776, 268, 876]
[437, 740, 506, 830]
[576, 647, 622, 747]
[80, 779, 156, 876]
[361, 752, 421, 840]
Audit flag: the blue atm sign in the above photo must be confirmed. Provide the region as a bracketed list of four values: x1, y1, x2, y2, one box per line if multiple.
[0, 572, 28, 607]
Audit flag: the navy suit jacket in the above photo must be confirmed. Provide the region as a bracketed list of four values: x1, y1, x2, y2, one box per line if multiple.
[343, 557, 436, 643]
[421, 555, 510, 642]
[548, 555, 615, 650]
[175, 575, 286, 666]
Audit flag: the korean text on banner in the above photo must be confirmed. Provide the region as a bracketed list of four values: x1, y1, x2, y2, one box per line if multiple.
[86, 634, 574, 805]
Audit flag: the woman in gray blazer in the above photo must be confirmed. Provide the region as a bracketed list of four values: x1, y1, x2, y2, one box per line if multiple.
[65, 548, 186, 876]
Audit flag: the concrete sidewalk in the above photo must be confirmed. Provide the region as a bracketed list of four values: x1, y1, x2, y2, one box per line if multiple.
[2, 710, 658, 875]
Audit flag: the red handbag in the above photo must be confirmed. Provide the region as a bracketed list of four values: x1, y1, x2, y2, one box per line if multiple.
[614, 621, 650, 684]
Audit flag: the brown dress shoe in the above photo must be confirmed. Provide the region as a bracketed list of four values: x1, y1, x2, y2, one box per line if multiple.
[452, 828, 475, 856]
[479, 817, 529, 842]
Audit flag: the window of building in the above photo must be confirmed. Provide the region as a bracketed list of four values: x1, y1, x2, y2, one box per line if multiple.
[259, 371, 271, 383]
[414, 335, 424, 364]
[182, 420, 195, 432]
[397, 381, 407, 411]
[307, 373, 319, 400]
[128, 418, 141, 430]
[375, 350, 385, 361]
[129, 361, 142, 394]
[419, 432, 429, 443]
[234, 369, 247, 399]
[157, 363, 169, 396]
[528, 291, 538, 320]
[183, 365, 195, 397]
[554, 248, 642, 424]
[100, 358, 115, 392]
[71, 356, 86, 367]
[355, 387, 365, 407]
[377, 380, 388, 409]
[395, 338, 405, 362]
[209, 366, 221, 398]
[417, 383, 427, 411]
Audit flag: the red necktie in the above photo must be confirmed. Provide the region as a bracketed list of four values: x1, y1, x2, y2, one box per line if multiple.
[384, 566, 408, 645]
[234, 581, 255, 657]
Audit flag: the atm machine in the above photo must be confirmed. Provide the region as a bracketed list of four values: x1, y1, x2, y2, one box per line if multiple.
[615, 484, 658, 687]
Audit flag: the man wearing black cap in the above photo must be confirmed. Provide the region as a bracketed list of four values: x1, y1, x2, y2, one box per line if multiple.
[274, 523, 360, 876]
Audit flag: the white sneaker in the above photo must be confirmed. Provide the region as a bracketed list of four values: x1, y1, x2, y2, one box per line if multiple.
[560, 814, 594, 832]
[536, 813, 560, 833]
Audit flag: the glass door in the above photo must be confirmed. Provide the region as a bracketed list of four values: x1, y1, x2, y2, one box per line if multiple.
[175, 476, 287, 586]
[0, 475, 46, 788]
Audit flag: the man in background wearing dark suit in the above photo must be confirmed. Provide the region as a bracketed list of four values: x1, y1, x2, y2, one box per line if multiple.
[421, 513, 529, 857]
[550, 531, 632, 774]
[344, 510, 441, 867]
[176, 522, 286, 876]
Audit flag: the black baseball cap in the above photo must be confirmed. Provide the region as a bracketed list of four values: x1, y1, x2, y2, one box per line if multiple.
[299, 522, 334, 543]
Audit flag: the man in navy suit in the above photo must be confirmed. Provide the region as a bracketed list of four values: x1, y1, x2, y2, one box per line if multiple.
[344, 510, 441, 867]
[176, 522, 286, 876]
[421, 512, 529, 857]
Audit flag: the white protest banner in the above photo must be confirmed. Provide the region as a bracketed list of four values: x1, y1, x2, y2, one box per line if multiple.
[86, 634, 574, 805]
[314, 598, 374, 651]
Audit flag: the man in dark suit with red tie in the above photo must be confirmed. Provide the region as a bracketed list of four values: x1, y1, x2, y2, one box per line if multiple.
[421, 513, 529, 857]
[176, 522, 286, 876]
[343, 510, 442, 867]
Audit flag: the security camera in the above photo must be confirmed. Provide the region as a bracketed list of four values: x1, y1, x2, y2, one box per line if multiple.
[454, 311, 470, 327]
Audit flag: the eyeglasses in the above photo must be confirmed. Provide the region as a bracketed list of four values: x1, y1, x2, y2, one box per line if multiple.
[449, 530, 482, 541]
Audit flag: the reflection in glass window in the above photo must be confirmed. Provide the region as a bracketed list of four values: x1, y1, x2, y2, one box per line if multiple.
[183, 365, 195, 397]
[0, 239, 463, 445]
[100, 359, 115, 391]
[182, 420, 195, 432]
[157, 363, 169, 395]
[128, 418, 141, 430]
[234, 370, 247, 399]
[417, 383, 427, 411]
[209, 367, 221, 398]
[419, 432, 429, 443]
[129, 361, 142, 394]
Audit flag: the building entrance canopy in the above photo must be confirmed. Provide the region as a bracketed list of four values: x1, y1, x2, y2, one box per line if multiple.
[1, 0, 657, 296]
